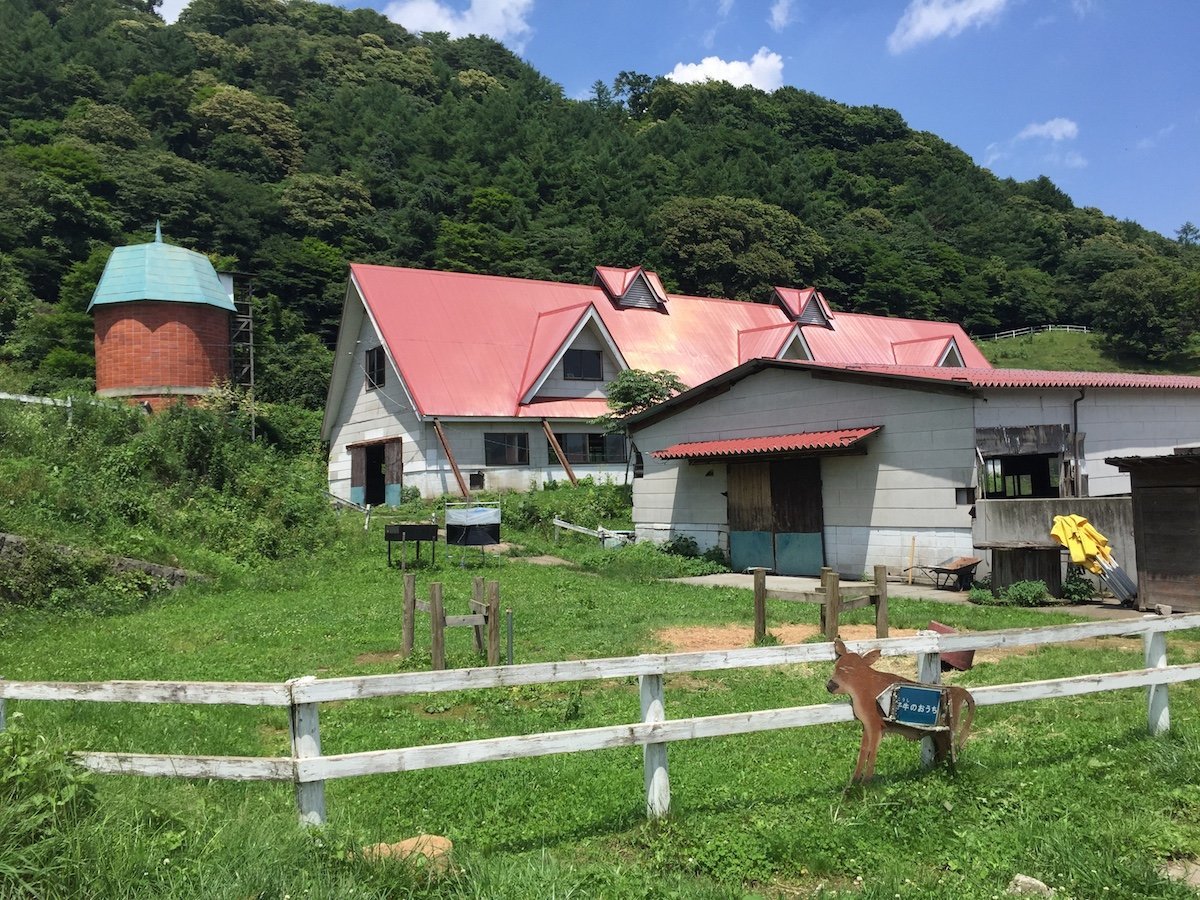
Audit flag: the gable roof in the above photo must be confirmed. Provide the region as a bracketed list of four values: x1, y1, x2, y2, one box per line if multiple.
[339, 264, 993, 421]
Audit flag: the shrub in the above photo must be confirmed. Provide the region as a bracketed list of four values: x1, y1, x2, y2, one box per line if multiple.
[968, 585, 1000, 606]
[1061, 571, 1095, 603]
[575, 540, 727, 579]
[660, 534, 699, 558]
[500, 477, 632, 533]
[1002, 579, 1051, 607]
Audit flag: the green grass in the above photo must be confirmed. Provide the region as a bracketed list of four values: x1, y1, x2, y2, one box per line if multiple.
[978, 330, 1200, 374]
[3, 520, 1200, 898]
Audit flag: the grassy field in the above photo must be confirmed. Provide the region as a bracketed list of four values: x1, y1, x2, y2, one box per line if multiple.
[978, 330, 1200, 374]
[4, 518, 1200, 899]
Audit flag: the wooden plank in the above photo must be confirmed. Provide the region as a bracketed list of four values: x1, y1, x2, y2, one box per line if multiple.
[543, 420, 579, 487]
[432, 418, 470, 498]
[288, 676, 326, 827]
[430, 584, 445, 671]
[1145, 629, 1170, 736]
[916, 635, 941, 769]
[291, 637, 942, 703]
[727, 462, 772, 532]
[445, 615, 487, 628]
[763, 590, 823, 603]
[640, 673, 670, 820]
[414, 600, 431, 614]
[770, 458, 822, 534]
[297, 703, 857, 781]
[487, 581, 501, 667]
[74, 752, 293, 781]
[838, 596, 872, 612]
[402, 574, 415, 659]
[753, 568, 767, 644]
[970, 663, 1200, 706]
[0, 680, 290, 706]
[551, 517, 601, 538]
[936, 614, 1200, 652]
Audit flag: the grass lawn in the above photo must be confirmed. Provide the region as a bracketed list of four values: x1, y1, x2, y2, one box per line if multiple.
[978, 330, 1200, 374]
[4, 519, 1200, 899]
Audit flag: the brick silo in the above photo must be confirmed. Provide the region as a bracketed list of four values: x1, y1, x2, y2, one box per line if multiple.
[89, 225, 235, 411]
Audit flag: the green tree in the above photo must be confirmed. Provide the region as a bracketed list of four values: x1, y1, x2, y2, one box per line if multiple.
[1093, 262, 1198, 362]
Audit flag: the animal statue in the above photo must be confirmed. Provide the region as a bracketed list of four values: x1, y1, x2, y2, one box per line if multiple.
[826, 638, 975, 783]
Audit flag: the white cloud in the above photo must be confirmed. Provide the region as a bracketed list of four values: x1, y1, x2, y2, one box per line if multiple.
[1136, 123, 1176, 151]
[717, 0, 735, 15]
[1071, 0, 1097, 16]
[887, 0, 1008, 54]
[383, 0, 534, 51]
[665, 47, 784, 91]
[769, 0, 795, 31]
[1017, 117, 1079, 141]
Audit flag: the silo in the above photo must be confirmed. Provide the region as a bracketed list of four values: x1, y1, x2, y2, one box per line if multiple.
[89, 225, 235, 410]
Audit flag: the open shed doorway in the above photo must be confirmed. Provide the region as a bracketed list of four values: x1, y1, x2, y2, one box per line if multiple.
[364, 443, 386, 506]
[727, 458, 824, 575]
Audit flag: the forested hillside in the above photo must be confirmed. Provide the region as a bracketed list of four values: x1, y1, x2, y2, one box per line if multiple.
[2, 0, 1198, 408]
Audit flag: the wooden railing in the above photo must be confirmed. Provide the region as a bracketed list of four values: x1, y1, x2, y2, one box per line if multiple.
[974, 324, 1092, 341]
[3, 614, 1198, 826]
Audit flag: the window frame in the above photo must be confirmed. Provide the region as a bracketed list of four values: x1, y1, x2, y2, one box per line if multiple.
[563, 348, 604, 381]
[484, 432, 530, 467]
[365, 346, 386, 391]
[548, 432, 627, 465]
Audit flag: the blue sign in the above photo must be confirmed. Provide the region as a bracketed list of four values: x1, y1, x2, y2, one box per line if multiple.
[891, 685, 943, 728]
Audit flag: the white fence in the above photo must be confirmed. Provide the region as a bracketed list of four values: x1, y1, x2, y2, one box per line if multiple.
[2, 614, 1198, 826]
[975, 324, 1092, 341]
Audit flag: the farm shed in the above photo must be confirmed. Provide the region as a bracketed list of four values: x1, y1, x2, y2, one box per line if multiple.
[1107, 448, 1200, 612]
[625, 360, 1200, 578]
[321, 265, 986, 503]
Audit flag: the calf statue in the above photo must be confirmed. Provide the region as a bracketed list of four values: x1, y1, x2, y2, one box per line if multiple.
[826, 639, 975, 783]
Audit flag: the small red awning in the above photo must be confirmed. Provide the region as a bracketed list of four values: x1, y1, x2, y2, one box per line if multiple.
[652, 426, 881, 461]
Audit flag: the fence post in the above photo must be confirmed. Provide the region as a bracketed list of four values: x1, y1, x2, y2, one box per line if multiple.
[402, 574, 416, 658]
[287, 676, 326, 827]
[916, 631, 941, 769]
[506, 608, 514, 665]
[640, 672, 670, 820]
[752, 568, 767, 643]
[873, 565, 889, 639]
[487, 581, 501, 666]
[430, 583, 445, 671]
[472, 577, 486, 653]
[1144, 619, 1170, 736]
[823, 571, 841, 642]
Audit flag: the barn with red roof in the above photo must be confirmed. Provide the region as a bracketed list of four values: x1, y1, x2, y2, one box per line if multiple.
[623, 358, 1200, 582]
[321, 264, 985, 505]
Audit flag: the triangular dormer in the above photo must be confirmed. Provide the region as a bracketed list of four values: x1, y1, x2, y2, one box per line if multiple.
[773, 287, 834, 329]
[777, 327, 812, 361]
[938, 338, 965, 367]
[520, 304, 628, 404]
[594, 265, 668, 310]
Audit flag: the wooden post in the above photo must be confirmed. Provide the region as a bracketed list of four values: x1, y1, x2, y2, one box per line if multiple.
[430, 583, 445, 671]
[823, 571, 841, 642]
[752, 568, 767, 644]
[432, 418, 470, 498]
[1145, 624, 1170, 736]
[873, 565, 889, 639]
[916, 634, 942, 769]
[542, 419, 579, 487]
[471, 577, 486, 653]
[639, 673, 670, 820]
[287, 676, 326, 827]
[487, 581, 501, 667]
[402, 574, 416, 658]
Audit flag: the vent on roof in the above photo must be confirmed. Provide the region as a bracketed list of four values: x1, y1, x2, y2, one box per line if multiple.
[622, 278, 658, 308]
[798, 292, 832, 328]
[939, 340, 964, 368]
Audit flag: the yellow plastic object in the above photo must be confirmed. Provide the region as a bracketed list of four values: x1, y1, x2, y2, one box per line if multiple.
[1050, 514, 1114, 574]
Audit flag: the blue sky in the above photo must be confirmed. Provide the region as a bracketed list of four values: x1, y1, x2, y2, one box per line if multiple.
[164, 0, 1199, 238]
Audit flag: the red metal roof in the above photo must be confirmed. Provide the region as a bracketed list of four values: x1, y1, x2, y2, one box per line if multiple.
[737, 322, 794, 364]
[348, 264, 993, 418]
[653, 427, 882, 460]
[797, 363, 1200, 391]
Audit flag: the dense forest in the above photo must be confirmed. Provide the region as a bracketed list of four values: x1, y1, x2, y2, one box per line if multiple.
[1, 0, 1198, 408]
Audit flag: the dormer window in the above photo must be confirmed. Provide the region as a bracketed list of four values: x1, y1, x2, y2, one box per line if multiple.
[564, 348, 603, 380]
[594, 266, 668, 310]
[774, 287, 834, 329]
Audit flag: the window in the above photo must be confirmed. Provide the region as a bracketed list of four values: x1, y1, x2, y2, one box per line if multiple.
[563, 348, 603, 381]
[955, 487, 976, 505]
[983, 454, 1059, 499]
[365, 346, 386, 390]
[548, 432, 627, 465]
[484, 433, 529, 466]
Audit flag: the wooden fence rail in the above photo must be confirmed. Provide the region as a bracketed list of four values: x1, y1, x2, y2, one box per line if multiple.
[2, 613, 1198, 826]
[752, 566, 888, 643]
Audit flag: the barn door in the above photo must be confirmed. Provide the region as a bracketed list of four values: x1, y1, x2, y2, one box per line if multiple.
[349, 446, 366, 506]
[770, 458, 824, 576]
[384, 440, 404, 505]
[728, 462, 774, 572]
[727, 458, 824, 575]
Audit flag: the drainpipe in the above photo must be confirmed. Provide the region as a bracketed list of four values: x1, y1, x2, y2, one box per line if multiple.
[1071, 389, 1085, 497]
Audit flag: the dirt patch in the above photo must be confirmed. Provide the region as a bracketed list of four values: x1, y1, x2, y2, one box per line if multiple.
[656, 623, 920, 654]
[520, 555, 576, 567]
[355, 650, 402, 665]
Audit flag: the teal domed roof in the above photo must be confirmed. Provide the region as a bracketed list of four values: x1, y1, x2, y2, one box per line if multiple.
[87, 224, 235, 313]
